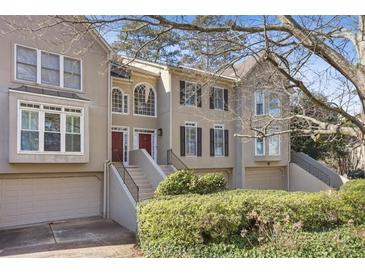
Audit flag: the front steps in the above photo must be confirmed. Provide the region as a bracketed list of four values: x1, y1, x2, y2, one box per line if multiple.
[159, 165, 176, 177]
[125, 165, 155, 200]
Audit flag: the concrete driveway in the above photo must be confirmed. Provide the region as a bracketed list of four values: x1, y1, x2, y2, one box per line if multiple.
[0, 217, 141, 258]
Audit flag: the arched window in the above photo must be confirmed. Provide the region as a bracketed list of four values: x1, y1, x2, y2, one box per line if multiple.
[134, 83, 156, 116]
[112, 88, 129, 114]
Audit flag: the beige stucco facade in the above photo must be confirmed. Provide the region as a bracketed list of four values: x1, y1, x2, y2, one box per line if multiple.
[112, 58, 291, 189]
[0, 16, 110, 228]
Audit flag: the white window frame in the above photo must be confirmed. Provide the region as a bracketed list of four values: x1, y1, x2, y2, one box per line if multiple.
[112, 126, 130, 164]
[213, 124, 225, 157]
[213, 87, 224, 111]
[133, 83, 157, 117]
[255, 132, 265, 156]
[133, 128, 157, 161]
[17, 100, 84, 155]
[268, 127, 281, 156]
[14, 44, 83, 92]
[254, 91, 265, 116]
[184, 81, 198, 107]
[112, 87, 129, 115]
[185, 121, 197, 157]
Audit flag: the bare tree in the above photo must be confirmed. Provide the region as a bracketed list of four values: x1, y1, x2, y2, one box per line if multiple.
[3, 15, 365, 147]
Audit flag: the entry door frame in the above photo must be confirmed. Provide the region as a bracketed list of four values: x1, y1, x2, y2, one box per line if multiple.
[133, 127, 157, 161]
[111, 126, 129, 164]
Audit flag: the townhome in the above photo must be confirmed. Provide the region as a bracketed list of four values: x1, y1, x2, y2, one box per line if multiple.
[0, 16, 111, 228]
[110, 57, 290, 196]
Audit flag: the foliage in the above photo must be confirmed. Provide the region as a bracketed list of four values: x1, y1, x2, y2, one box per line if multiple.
[154, 170, 226, 196]
[137, 179, 365, 257]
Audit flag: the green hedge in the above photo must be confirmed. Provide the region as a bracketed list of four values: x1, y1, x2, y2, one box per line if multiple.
[137, 179, 365, 257]
[155, 170, 226, 196]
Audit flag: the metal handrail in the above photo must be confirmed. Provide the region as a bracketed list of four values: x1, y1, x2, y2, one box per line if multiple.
[291, 152, 331, 186]
[113, 156, 140, 202]
[167, 149, 188, 170]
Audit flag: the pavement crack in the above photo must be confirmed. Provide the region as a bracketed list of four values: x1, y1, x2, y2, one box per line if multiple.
[49, 223, 58, 244]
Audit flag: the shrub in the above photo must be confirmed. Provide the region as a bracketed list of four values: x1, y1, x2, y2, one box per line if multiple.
[138, 179, 365, 257]
[155, 170, 226, 196]
[340, 179, 365, 193]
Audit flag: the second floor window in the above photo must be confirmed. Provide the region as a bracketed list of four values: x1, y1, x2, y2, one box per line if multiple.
[180, 80, 202, 107]
[134, 83, 156, 116]
[268, 93, 281, 117]
[255, 91, 281, 116]
[210, 87, 229, 111]
[15, 45, 82, 91]
[112, 88, 129, 114]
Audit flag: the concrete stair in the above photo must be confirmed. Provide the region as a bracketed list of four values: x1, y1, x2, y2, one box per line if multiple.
[159, 165, 176, 177]
[125, 165, 155, 200]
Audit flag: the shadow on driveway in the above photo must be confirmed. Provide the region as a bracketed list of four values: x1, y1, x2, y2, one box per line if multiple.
[0, 217, 139, 257]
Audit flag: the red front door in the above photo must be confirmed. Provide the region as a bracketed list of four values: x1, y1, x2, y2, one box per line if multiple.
[139, 133, 152, 156]
[112, 132, 124, 162]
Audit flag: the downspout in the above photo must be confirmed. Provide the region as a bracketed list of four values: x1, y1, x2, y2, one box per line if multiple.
[103, 55, 112, 218]
[168, 69, 172, 151]
[287, 127, 291, 191]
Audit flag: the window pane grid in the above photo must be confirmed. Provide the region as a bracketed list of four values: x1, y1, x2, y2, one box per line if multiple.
[112, 88, 123, 113]
[185, 123, 197, 156]
[214, 127, 224, 156]
[134, 84, 155, 116]
[214, 88, 224, 110]
[185, 82, 196, 106]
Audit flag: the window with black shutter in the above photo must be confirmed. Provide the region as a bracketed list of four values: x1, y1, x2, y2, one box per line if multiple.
[197, 84, 202, 107]
[224, 89, 228, 111]
[224, 129, 229, 156]
[180, 126, 185, 156]
[197, 127, 202, 156]
[180, 80, 185, 105]
[210, 128, 215, 156]
[209, 87, 214, 109]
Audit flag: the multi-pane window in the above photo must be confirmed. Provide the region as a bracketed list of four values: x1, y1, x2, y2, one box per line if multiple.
[255, 91, 264, 115]
[64, 57, 81, 90]
[185, 81, 197, 106]
[214, 88, 224, 110]
[112, 88, 129, 114]
[18, 102, 83, 154]
[15, 45, 82, 91]
[21, 109, 39, 151]
[16, 46, 37, 82]
[268, 127, 280, 156]
[65, 115, 81, 152]
[41, 52, 60, 86]
[255, 127, 281, 156]
[255, 135, 265, 156]
[44, 113, 61, 151]
[214, 125, 224, 156]
[268, 93, 281, 117]
[134, 84, 156, 116]
[185, 122, 197, 156]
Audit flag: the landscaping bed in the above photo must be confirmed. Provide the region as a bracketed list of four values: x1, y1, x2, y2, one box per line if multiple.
[137, 179, 365, 257]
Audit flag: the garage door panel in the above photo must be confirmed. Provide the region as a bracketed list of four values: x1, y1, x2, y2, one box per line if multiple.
[245, 167, 286, 190]
[0, 176, 102, 228]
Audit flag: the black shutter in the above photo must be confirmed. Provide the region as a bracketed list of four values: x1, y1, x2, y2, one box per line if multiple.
[210, 128, 215, 156]
[197, 127, 202, 157]
[209, 87, 214, 109]
[180, 80, 185, 105]
[224, 89, 228, 111]
[224, 129, 229, 156]
[197, 84, 202, 107]
[180, 126, 185, 156]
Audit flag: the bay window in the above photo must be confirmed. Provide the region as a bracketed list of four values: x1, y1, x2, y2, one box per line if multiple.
[255, 135, 265, 156]
[15, 44, 82, 91]
[268, 127, 280, 156]
[18, 101, 83, 154]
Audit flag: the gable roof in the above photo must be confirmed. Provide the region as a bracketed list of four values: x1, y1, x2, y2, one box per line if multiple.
[221, 56, 262, 79]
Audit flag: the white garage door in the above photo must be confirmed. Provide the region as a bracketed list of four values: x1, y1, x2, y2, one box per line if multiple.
[0, 176, 101, 228]
[245, 167, 286, 190]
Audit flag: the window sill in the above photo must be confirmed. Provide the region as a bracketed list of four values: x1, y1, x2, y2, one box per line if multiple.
[13, 79, 83, 93]
[254, 155, 281, 162]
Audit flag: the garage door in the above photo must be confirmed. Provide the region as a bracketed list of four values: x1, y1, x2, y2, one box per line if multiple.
[245, 167, 286, 190]
[0, 176, 101, 228]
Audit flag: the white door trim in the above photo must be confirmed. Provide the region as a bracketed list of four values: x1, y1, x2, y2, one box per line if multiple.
[133, 127, 157, 161]
[112, 126, 129, 164]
